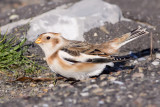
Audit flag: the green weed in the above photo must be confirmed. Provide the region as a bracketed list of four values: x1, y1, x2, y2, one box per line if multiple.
[0, 32, 42, 74]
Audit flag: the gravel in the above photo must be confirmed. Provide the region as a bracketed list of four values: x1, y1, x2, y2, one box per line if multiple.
[0, 0, 160, 107]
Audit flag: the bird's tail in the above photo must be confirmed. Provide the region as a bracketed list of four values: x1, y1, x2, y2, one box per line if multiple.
[113, 27, 149, 49]
[98, 27, 149, 55]
[109, 27, 149, 49]
[118, 27, 149, 48]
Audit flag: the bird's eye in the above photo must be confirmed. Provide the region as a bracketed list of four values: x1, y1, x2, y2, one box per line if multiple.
[46, 36, 51, 40]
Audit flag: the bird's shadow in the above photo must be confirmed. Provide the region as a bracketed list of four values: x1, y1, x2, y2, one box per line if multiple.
[101, 48, 158, 75]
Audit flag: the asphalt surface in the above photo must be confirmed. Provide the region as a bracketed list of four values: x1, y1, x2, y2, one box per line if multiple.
[0, 0, 160, 107]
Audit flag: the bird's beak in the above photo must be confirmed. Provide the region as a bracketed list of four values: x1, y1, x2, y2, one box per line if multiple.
[35, 38, 42, 44]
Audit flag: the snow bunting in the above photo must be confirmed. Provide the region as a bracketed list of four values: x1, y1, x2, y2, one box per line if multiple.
[35, 27, 148, 80]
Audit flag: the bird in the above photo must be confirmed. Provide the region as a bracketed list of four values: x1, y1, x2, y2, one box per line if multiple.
[35, 27, 149, 80]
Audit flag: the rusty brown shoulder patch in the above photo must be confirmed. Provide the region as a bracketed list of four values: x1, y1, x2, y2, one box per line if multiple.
[47, 52, 58, 65]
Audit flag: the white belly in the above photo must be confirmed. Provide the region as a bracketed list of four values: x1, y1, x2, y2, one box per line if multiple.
[49, 59, 107, 80]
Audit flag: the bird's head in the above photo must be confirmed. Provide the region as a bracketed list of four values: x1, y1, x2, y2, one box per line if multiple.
[35, 32, 66, 57]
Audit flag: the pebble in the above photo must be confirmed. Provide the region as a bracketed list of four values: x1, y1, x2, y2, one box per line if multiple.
[49, 84, 54, 88]
[132, 72, 144, 78]
[139, 92, 147, 97]
[151, 72, 155, 77]
[11, 9, 16, 13]
[57, 102, 63, 106]
[152, 60, 160, 66]
[59, 83, 70, 88]
[30, 83, 37, 87]
[63, 93, 70, 97]
[93, 33, 98, 36]
[138, 67, 144, 73]
[9, 14, 19, 20]
[148, 66, 152, 70]
[106, 96, 111, 103]
[115, 71, 121, 76]
[100, 26, 109, 34]
[108, 76, 117, 81]
[100, 81, 107, 87]
[98, 100, 104, 104]
[11, 91, 16, 95]
[100, 74, 107, 80]
[33, 88, 39, 92]
[105, 89, 116, 92]
[128, 95, 133, 98]
[92, 88, 103, 94]
[155, 80, 159, 83]
[42, 89, 48, 93]
[156, 53, 160, 59]
[80, 92, 89, 97]
[133, 60, 139, 64]
[90, 79, 96, 83]
[137, 57, 146, 61]
[81, 99, 89, 103]
[42, 104, 49, 107]
[111, 81, 124, 85]
[82, 84, 99, 92]
[67, 98, 73, 102]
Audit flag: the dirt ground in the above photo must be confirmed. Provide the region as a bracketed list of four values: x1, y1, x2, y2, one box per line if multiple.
[0, 0, 160, 107]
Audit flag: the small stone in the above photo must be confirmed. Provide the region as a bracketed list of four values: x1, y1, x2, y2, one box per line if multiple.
[9, 14, 19, 20]
[92, 88, 103, 94]
[98, 100, 104, 104]
[38, 93, 45, 97]
[100, 74, 107, 80]
[133, 60, 138, 64]
[105, 89, 116, 92]
[152, 60, 159, 66]
[100, 81, 107, 87]
[42, 104, 49, 107]
[30, 83, 36, 87]
[111, 80, 124, 85]
[138, 67, 144, 73]
[42, 89, 48, 93]
[128, 95, 133, 98]
[59, 83, 70, 87]
[139, 92, 147, 97]
[82, 84, 98, 92]
[151, 72, 155, 77]
[155, 80, 159, 83]
[90, 79, 96, 83]
[67, 98, 73, 102]
[148, 66, 152, 70]
[108, 76, 117, 81]
[138, 57, 146, 61]
[156, 53, 160, 59]
[64, 93, 70, 97]
[11, 91, 16, 95]
[106, 96, 111, 103]
[72, 99, 77, 104]
[80, 92, 89, 97]
[11, 9, 16, 13]
[132, 72, 144, 78]
[93, 33, 98, 36]
[100, 26, 109, 34]
[57, 102, 63, 106]
[49, 84, 54, 88]
[115, 71, 121, 76]
[33, 88, 39, 92]
[81, 99, 89, 103]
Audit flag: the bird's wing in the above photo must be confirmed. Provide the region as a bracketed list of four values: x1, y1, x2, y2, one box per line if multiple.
[58, 49, 132, 64]
[59, 41, 132, 64]
[61, 40, 107, 56]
